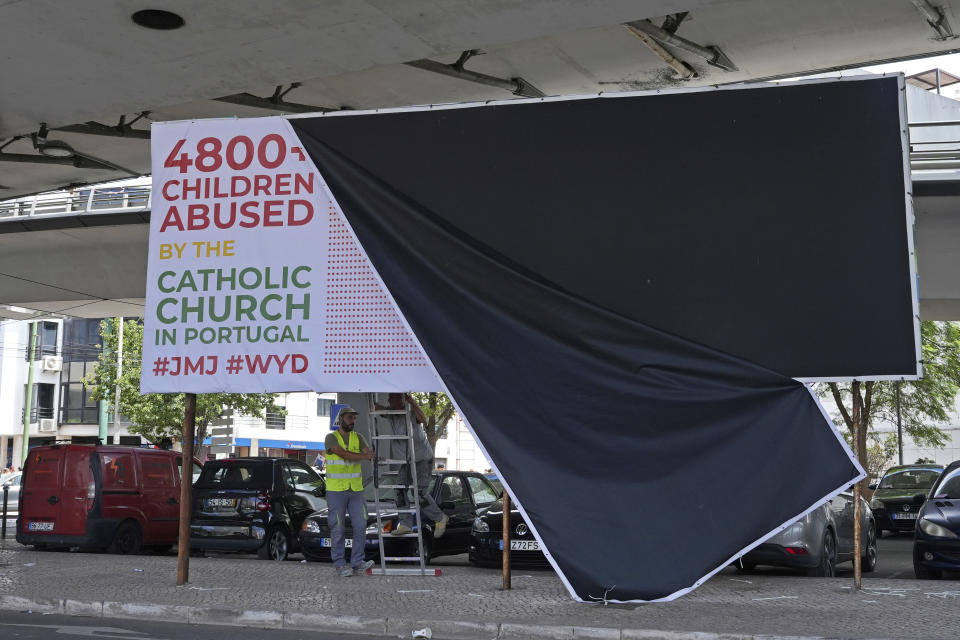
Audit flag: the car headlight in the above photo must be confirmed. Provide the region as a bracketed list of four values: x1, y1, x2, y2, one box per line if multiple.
[302, 519, 320, 534]
[919, 517, 959, 539]
[870, 499, 884, 510]
[472, 517, 490, 533]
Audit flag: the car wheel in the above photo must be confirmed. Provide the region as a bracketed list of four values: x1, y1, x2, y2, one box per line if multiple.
[807, 530, 836, 577]
[914, 546, 942, 579]
[108, 521, 142, 555]
[258, 526, 289, 561]
[408, 537, 432, 565]
[862, 523, 878, 573]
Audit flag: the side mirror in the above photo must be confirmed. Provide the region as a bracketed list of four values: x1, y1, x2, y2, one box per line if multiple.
[913, 493, 927, 505]
[312, 487, 326, 498]
[440, 501, 456, 511]
[868, 483, 877, 490]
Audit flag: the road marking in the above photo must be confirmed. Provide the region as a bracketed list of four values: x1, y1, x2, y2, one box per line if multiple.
[752, 596, 798, 601]
[0, 623, 158, 639]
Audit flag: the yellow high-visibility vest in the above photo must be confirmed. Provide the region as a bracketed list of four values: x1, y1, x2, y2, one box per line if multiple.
[326, 431, 363, 491]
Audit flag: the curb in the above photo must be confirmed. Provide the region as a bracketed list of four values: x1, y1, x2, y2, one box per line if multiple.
[0, 595, 838, 640]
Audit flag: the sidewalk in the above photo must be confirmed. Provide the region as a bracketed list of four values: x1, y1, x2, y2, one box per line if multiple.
[0, 539, 958, 639]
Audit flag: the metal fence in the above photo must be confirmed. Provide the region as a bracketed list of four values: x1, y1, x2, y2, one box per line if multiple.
[0, 184, 152, 219]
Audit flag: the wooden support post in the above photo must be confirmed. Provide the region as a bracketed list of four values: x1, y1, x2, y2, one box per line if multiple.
[502, 491, 511, 590]
[852, 381, 863, 590]
[177, 393, 197, 586]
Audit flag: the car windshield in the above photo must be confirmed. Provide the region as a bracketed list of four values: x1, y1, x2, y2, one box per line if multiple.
[195, 461, 272, 489]
[932, 468, 960, 499]
[878, 468, 942, 490]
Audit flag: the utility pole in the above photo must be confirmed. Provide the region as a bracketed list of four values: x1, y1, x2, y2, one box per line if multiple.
[852, 381, 863, 590]
[112, 317, 124, 443]
[177, 393, 197, 586]
[21, 322, 37, 463]
[502, 491, 511, 590]
[896, 382, 903, 465]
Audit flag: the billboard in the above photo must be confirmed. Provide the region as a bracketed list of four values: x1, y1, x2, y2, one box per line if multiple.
[143, 76, 911, 601]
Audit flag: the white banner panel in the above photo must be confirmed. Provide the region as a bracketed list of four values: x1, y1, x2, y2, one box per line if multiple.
[142, 117, 442, 393]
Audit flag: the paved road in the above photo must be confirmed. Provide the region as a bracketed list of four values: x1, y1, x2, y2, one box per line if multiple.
[0, 611, 390, 639]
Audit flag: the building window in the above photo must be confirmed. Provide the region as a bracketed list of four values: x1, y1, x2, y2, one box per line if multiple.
[265, 411, 286, 430]
[60, 359, 100, 424]
[26, 321, 59, 360]
[23, 383, 55, 422]
[317, 398, 333, 417]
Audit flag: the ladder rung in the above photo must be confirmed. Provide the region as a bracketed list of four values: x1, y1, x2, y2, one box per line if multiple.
[382, 533, 420, 538]
[372, 435, 409, 439]
[378, 484, 411, 489]
[382, 556, 424, 562]
[370, 409, 408, 415]
[377, 459, 407, 464]
[394, 508, 418, 513]
[368, 568, 442, 576]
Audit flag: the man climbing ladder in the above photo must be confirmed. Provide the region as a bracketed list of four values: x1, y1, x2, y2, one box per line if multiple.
[379, 393, 449, 538]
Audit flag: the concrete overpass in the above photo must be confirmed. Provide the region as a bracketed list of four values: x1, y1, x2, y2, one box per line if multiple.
[4, 1, 960, 320]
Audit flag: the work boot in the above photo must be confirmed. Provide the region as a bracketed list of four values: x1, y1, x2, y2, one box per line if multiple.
[353, 559, 376, 575]
[336, 565, 353, 577]
[392, 522, 413, 535]
[433, 514, 450, 539]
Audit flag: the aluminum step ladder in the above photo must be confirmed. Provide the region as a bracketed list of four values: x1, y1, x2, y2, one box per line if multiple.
[366, 393, 440, 576]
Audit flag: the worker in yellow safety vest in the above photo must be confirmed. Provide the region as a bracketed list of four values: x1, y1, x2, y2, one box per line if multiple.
[324, 406, 375, 576]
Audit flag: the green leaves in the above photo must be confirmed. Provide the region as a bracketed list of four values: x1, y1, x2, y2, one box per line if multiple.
[821, 321, 960, 467]
[411, 392, 456, 449]
[84, 319, 280, 446]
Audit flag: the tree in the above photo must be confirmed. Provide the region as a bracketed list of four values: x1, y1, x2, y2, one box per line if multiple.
[86, 319, 280, 448]
[412, 392, 456, 450]
[821, 321, 960, 485]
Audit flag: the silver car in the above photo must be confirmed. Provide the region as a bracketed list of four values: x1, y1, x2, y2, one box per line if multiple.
[1, 473, 21, 516]
[737, 491, 877, 577]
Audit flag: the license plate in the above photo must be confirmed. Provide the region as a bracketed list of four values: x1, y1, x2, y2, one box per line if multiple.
[206, 498, 236, 508]
[892, 512, 917, 520]
[319, 538, 352, 548]
[499, 540, 541, 551]
[28, 521, 54, 532]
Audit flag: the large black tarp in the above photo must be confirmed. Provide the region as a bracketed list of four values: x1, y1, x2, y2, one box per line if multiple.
[288, 79, 897, 600]
[294, 76, 916, 380]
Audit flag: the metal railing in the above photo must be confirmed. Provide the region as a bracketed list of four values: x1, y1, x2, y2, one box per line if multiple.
[0, 183, 152, 219]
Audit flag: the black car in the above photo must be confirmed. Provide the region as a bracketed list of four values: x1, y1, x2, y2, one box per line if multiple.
[469, 498, 551, 568]
[870, 464, 944, 535]
[914, 459, 960, 579]
[299, 470, 499, 563]
[190, 457, 327, 561]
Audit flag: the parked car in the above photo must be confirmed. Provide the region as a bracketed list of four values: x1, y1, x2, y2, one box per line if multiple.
[190, 457, 326, 561]
[16, 444, 201, 554]
[913, 459, 960, 579]
[737, 491, 877, 577]
[299, 470, 499, 563]
[469, 497, 551, 568]
[870, 464, 945, 535]
[1, 472, 22, 515]
[485, 474, 503, 495]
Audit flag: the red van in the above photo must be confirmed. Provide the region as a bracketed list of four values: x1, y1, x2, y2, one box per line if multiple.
[16, 444, 201, 554]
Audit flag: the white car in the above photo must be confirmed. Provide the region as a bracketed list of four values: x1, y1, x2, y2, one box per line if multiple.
[1, 473, 21, 516]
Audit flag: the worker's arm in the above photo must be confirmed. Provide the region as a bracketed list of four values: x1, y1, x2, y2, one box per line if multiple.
[406, 393, 427, 424]
[328, 444, 374, 461]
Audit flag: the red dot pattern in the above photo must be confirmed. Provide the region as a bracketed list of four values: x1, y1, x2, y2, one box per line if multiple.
[324, 201, 430, 374]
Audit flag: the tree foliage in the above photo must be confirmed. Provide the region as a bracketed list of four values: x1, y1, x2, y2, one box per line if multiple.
[86, 319, 280, 447]
[821, 321, 960, 480]
[412, 392, 456, 450]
